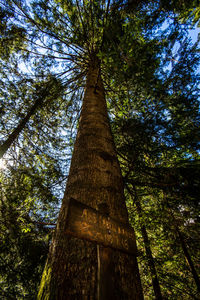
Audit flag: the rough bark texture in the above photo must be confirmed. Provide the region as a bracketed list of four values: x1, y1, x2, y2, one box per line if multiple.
[38, 58, 143, 300]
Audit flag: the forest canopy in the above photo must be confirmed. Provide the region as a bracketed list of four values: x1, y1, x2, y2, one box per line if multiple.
[0, 0, 200, 299]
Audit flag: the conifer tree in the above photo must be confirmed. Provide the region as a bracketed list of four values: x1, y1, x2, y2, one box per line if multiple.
[1, 0, 199, 299]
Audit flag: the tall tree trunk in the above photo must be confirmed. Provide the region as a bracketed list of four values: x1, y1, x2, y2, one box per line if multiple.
[0, 79, 59, 159]
[37, 57, 143, 300]
[127, 186, 163, 299]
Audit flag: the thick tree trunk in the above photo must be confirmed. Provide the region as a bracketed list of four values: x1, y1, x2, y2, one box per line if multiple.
[38, 57, 143, 300]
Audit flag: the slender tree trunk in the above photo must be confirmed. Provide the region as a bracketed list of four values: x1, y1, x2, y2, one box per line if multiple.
[164, 192, 200, 294]
[0, 98, 42, 159]
[169, 211, 200, 293]
[128, 186, 163, 299]
[176, 227, 200, 292]
[38, 57, 143, 300]
[136, 200, 163, 300]
[0, 80, 58, 159]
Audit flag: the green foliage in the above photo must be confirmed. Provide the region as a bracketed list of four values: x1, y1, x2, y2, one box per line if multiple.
[160, 0, 200, 26]
[0, 0, 200, 298]
[0, 168, 52, 299]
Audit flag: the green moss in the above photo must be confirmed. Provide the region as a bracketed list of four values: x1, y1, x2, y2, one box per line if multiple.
[37, 263, 52, 300]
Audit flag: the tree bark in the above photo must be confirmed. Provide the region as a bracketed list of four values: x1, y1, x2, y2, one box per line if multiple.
[37, 57, 143, 300]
